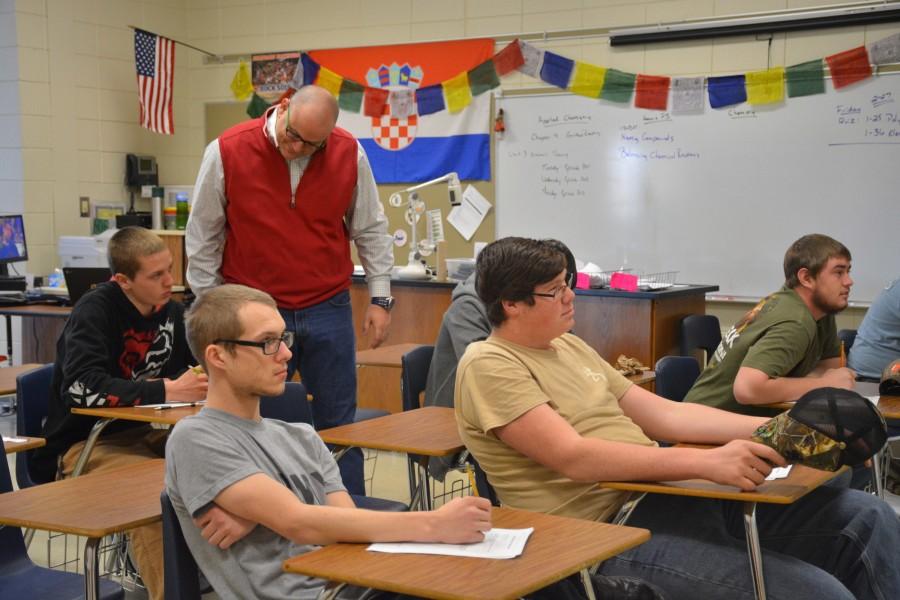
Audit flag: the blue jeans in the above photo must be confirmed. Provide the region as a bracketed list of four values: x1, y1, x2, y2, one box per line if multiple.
[597, 481, 900, 600]
[279, 290, 364, 495]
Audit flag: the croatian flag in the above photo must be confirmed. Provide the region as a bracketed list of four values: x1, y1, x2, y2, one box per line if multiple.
[309, 39, 494, 184]
[134, 29, 175, 135]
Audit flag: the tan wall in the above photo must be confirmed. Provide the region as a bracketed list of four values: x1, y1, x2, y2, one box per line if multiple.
[10, 0, 898, 323]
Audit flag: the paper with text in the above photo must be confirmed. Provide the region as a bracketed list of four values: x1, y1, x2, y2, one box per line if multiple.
[447, 185, 492, 241]
[368, 527, 533, 559]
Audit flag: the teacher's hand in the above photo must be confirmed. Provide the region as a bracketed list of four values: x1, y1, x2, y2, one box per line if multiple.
[362, 304, 391, 348]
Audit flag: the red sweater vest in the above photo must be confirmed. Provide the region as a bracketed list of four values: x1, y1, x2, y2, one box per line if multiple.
[218, 116, 358, 309]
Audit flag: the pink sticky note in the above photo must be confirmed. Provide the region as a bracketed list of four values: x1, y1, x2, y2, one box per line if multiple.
[609, 272, 638, 291]
[575, 272, 591, 290]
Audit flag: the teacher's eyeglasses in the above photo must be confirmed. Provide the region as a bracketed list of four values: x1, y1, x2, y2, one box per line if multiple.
[284, 104, 327, 151]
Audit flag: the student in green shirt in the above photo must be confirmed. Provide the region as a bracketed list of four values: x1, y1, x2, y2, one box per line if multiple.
[685, 234, 856, 416]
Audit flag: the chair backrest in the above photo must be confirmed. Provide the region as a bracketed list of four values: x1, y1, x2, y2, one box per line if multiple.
[837, 329, 857, 353]
[680, 314, 722, 365]
[654, 356, 702, 402]
[259, 382, 312, 425]
[400, 345, 435, 413]
[15, 363, 54, 488]
[0, 453, 30, 568]
[160, 490, 202, 600]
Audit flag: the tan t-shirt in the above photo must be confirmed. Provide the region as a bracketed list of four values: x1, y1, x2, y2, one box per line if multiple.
[455, 333, 656, 522]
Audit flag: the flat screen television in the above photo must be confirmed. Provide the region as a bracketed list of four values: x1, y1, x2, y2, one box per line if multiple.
[0, 214, 28, 277]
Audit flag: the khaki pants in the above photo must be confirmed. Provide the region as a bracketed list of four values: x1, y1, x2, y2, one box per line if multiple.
[61, 426, 168, 600]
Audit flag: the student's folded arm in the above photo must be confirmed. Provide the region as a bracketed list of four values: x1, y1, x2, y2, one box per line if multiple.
[213, 473, 491, 546]
[732, 365, 853, 405]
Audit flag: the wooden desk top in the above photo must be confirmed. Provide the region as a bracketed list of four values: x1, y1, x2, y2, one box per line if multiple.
[0, 459, 164, 537]
[356, 343, 423, 368]
[318, 406, 463, 457]
[283, 506, 650, 600]
[4, 435, 45, 454]
[600, 458, 843, 504]
[625, 370, 655, 386]
[0, 304, 72, 317]
[72, 404, 203, 426]
[0, 363, 44, 395]
[878, 395, 900, 420]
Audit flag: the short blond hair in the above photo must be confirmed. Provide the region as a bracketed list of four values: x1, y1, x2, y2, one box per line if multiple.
[185, 284, 277, 371]
[107, 227, 166, 278]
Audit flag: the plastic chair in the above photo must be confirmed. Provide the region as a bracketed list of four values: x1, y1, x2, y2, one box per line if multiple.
[837, 329, 857, 352]
[261, 382, 407, 512]
[15, 363, 54, 489]
[654, 356, 701, 402]
[400, 345, 436, 504]
[0, 456, 125, 599]
[680, 314, 721, 366]
[160, 490, 202, 600]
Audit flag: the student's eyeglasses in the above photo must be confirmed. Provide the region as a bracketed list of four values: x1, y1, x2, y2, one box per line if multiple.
[214, 331, 294, 355]
[531, 282, 570, 301]
[283, 104, 327, 151]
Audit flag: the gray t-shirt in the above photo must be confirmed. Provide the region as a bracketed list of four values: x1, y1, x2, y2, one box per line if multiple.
[165, 407, 346, 600]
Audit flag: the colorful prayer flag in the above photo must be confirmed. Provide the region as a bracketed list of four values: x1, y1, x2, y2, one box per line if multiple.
[301, 54, 319, 86]
[786, 60, 825, 97]
[570, 62, 606, 98]
[634, 74, 670, 110]
[316, 66, 343, 97]
[707, 75, 746, 108]
[518, 40, 544, 78]
[415, 84, 445, 116]
[826, 46, 872, 89]
[363, 87, 389, 117]
[468, 60, 499, 96]
[493, 39, 525, 75]
[443, 71, 472, 113]
[246, 93, 270, 119]
[746, 67, 784, 105]
[869, 32, 900, 66]
[540, 51, 574, 89]
[134, 29, 175, 134]
[230, 60, 254, 101]
[290, 57, 304, 88]
[389, 88, 416, 119]
[671, 76, 704, 112]
[338, 79, 364, 112]
[601, 69, 636, 104]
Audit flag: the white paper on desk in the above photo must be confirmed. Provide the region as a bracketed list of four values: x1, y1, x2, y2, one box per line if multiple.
[867, 395, 880, 407]
[765, 465, 793, 481]
[447, 185, 492, 241]
[367, 527, 533, 559]
[136, 401, 204, 409]
[2, 435, 27, 443]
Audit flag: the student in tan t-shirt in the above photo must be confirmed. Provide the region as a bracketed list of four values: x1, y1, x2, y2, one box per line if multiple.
[455, 236, 900, 600]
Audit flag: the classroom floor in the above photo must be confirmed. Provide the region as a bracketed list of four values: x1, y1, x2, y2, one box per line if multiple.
[3, 410, 898, 600]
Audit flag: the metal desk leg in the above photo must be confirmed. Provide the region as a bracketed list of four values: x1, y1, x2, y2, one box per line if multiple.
[84, 536, 101, 600]
[742, 501, 766, 600]
[871, 449, 885, 499]
[580, 568, 598, 600]
[71, 418, 114, 477]
[4, 314, 12, 362]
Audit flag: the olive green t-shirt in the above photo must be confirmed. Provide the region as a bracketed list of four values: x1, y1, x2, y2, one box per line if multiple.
[684, 286, 840, 416]
[455, 333, 656, 523]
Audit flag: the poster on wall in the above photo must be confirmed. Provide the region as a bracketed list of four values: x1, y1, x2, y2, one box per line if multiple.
[252, 52, 301, 103]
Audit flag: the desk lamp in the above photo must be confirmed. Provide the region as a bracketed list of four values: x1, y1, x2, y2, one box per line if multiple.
[389, 172, 461, 280]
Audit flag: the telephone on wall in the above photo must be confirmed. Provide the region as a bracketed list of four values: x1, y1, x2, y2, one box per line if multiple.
[125, 154, 159, 187]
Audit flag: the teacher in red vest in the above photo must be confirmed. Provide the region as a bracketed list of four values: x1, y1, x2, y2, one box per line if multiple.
[187, 85, 394, 495]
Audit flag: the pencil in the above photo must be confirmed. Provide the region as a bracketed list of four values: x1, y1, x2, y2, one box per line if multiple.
[840, 341, 846, 368]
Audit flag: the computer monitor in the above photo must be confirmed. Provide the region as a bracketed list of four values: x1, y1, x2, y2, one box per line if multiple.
[0, 214, 28, 277]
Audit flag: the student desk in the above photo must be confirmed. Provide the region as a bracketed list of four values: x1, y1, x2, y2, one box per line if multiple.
[599, 450, 845, 600]
[0, 304, 70, 364]
[0, 458, 165, 600]
[283, 506, 651, 600]
[3, 434, 45, 453]
[349, 278, 716, 411]
[0, 362, 43, 395]
[69, 404, 203, 477]
[318, 406, 463, 511]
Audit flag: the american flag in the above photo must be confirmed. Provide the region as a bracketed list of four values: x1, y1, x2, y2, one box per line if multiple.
[134, 30, 175, 134]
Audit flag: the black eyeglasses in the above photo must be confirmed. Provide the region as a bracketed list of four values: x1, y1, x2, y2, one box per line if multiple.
[532, 282, 571, 301]
[214, 331, 294, 355]
[284, 103, 327, 151]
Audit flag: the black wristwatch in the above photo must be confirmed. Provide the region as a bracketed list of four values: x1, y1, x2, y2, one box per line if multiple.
[371, 296, 395, 311]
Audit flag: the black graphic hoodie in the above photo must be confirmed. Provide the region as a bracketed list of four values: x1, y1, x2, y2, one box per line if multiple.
[32, 281, 192, 482]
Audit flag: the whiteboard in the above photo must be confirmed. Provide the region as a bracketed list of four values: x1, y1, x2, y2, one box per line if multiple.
[496, 76, 900, 303]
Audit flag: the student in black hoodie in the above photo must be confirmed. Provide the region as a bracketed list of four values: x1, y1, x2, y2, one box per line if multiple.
[33, 226, 207, 600]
